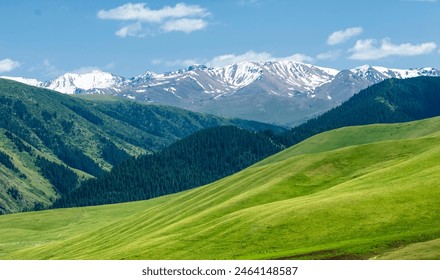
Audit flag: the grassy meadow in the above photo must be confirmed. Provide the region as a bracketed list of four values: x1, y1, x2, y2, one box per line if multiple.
[1, 117, 440, 259]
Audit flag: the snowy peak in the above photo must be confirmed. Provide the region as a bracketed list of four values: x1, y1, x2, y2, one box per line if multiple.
[3, 62, 439, 99]
[260, 61, 336, 90]
[44, 70, 124, 94]
[350, 65, 388, 83]
[350, 65, 440, 83]
[208, 62, 263, 88]
[129, 70, 157, 85]
[0, 76, 44, 87]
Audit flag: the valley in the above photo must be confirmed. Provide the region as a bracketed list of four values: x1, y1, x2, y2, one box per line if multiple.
[1, 117, 439, 259]
[2, 0, 439, 264]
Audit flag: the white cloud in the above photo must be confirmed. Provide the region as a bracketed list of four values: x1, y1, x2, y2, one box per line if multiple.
[201, 50, 314, 67]
[98, 2, 210, 36]
[161, 18, 207, 33]
[70, 66, 103, 74]
[316, 50, 342, 60]
[206, 51, 314, 68]
[349, 38, 437, 60]
[0, 58, 20, 72]
[282, 54, 315, 63]
[207, 51, 273, 67]
[116, 22, 144, 37]
[153, 51, 314, 70]
[327, 27, 363, 45]
[97, 3, 209, 22]
[28, 59, 63, 78]
[68, 63, 116, 75]
[152, 58, 202, 68]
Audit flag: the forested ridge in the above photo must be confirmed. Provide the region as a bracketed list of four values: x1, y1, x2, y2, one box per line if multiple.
[53, 126, 282, 207]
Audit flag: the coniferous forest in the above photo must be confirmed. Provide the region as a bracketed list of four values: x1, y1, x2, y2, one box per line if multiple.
[53, 126, 282, 207]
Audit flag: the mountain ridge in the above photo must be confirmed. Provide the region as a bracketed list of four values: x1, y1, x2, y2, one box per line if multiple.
[3, 62, 439, 126]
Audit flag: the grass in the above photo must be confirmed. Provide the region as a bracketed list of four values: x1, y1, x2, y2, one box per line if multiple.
[373, 238, 440, 260]
[1, 117, 440, 259]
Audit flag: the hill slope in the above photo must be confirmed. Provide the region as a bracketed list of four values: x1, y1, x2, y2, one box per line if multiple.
[1, 117, 439, 259]
[0, 78, 282, 214]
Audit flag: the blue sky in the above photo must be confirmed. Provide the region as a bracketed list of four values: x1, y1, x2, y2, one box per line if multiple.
[1, 0, 439, 80]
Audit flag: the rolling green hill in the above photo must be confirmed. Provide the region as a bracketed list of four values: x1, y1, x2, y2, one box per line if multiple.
[0, 79, 282, 214]
[1, 117, 439, 260]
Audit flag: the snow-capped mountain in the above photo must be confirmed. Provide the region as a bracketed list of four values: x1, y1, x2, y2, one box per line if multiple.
[350, 65, 440, 84]
[43, 70, 124, 94]
[0, 76, 44, 87]
[2, 62, 439, 126]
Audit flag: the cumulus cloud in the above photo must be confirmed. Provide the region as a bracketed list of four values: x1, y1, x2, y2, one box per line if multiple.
[348, 38, 437, 60]
[28, 59, 63, 78]
[115, 22, 144, 37]
[0, 58, 20, 72]
[97, 3, 209, 22]
[327, 27, 363, 45]
[153, 51, 314, 70]
[206, 51, 314, 68]
[70, 66, 103, 74]
[152, 58, 202, 67]
[161, 18, 207, 33]
[316, 50, 342, 60]
[98, 2, 210, 36]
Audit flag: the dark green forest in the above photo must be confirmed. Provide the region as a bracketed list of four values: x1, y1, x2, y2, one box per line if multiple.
[53, 126, 282, 207]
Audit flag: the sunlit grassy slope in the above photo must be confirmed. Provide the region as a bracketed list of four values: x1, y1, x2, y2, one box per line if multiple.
[1, 117, 440, 260]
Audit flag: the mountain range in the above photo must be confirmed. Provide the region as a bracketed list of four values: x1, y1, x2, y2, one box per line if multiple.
[2, 62, 440, 126]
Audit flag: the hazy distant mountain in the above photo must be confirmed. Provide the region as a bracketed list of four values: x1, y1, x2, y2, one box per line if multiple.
[3, 62, 440, 126]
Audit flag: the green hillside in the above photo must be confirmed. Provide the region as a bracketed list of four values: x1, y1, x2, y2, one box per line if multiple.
[0, 79, 282, 214]
[1, 117, 439, 259]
